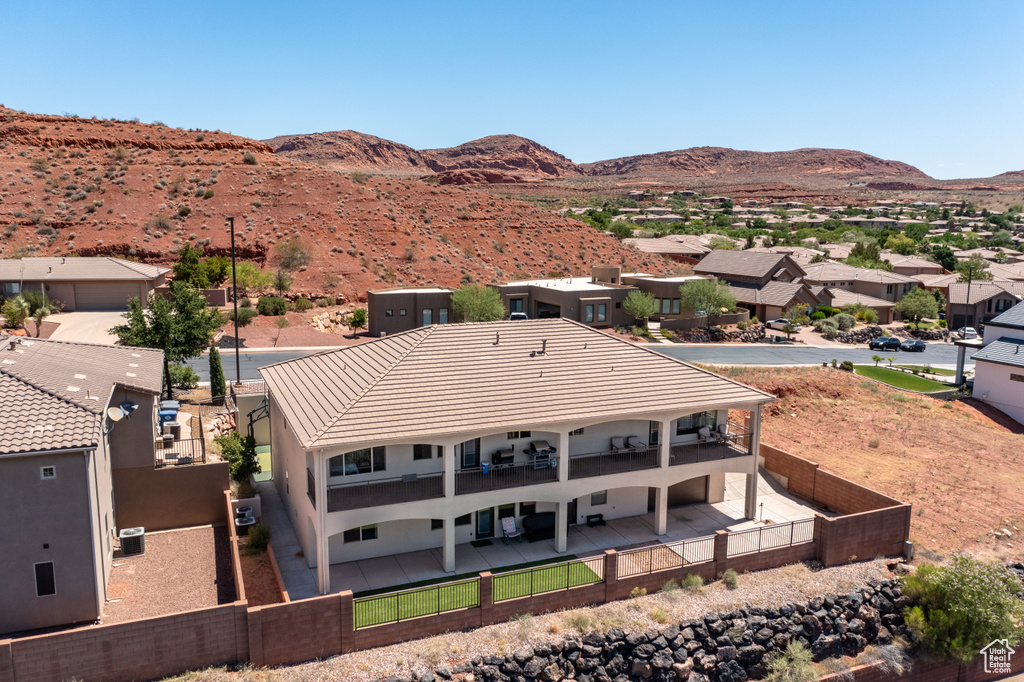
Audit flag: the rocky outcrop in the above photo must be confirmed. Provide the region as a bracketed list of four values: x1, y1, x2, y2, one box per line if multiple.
[401, 580, 909, 682]
[433, 169, 526, 186]
[673, 325, 766, 343]
[908, 328, 950, 341]
[424, 135, 583, 178]
[266, 130, 435, 170]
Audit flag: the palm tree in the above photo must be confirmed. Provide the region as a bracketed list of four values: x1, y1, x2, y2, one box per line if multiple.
[872, 355, 882, 367]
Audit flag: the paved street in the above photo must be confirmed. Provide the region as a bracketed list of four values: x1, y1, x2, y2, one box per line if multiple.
[188, 350, 320, 381]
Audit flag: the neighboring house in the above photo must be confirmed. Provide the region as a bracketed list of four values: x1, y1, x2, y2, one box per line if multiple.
[911, 272, 960, 300]
[881, 254, 946, 277]
[729, 281, 823, 322]
[800, 262, 919, 304]
[988, 262, 1024, 282]
[620, 273, 719, 324]
[946, 281, 1024, 330]
[955, 247, 1024, 264]
[693, 250, 806, 287]
[260, 319, 775, 594]
[367, 287, 454, 337]
[622, 237, 709, 264]
[0, 337, 164, 635]
[820, 289, 896, 324]
[493, 269, 635, 328]
[0, 257, 170, 311]
[970, 301, 1024, 425]
[744, 246, 825, 267]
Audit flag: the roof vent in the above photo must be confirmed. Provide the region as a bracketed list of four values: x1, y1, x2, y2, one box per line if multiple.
[540, 339, 547, 355]
[494, 332, 500, 346]
[8, 339, 18, 351]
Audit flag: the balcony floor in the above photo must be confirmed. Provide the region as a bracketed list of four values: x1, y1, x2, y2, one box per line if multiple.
[322, 471, 836, 596]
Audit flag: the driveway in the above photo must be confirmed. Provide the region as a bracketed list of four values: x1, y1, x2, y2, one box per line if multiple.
[46, 311, 125, 345]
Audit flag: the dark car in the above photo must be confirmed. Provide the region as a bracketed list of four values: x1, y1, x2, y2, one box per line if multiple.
[900, 339, 927, 352]
[869, 336, 902, 351]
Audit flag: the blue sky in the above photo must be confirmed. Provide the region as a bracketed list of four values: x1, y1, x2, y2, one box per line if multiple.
[3, 1, 1022, 179]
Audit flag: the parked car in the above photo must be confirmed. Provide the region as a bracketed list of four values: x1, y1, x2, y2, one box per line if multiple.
[509, 312, 529, 321]
[956, 327, 978, 339]
[900, 339, 927, 352]
[766, 319, 801, 332]
[869, 336, 902, 351]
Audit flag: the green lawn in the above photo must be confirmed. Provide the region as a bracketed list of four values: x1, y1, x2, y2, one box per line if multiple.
[854, 365, 949, 392]
[894, 364, 956, 377]
[492, 559, 602, 602]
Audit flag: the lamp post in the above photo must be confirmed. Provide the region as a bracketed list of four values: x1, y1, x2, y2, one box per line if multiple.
[227, 216, 241, 386]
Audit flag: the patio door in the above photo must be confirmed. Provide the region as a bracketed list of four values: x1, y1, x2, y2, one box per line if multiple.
[460, 438, 480, 469]
[476, 507, 494, 538]
[566, 499, 577, 527]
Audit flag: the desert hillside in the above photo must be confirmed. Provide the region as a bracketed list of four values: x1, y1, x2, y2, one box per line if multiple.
[263, 130, 435, 172]
[0, 107, 667, 301]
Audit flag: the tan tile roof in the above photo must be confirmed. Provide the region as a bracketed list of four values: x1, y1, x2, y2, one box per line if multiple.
[0, 257, 169, 282]
[729, 281, 809, 307]
[692, 250, 798, 279]
[947, 281, 1024, 305]
[622, 238, 709, 256]
[0, 338, 163, 455]
[825, 288, 895, 309]
[260, 319, 775, 449]
[801, 262, 917, 285]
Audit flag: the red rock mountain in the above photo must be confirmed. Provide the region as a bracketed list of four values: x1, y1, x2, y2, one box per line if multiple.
[263, 130, 434, 172]
[424, 134, 583, 177]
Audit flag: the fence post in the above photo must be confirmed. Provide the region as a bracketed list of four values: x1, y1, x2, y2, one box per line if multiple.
[604, 549, 618, 602]
[713, 530, 729, 576]
[338, 590, 355, 654]
[479, 572, 493, 626]
[813, 513, 833, 567]
[0, 638, 13, 682]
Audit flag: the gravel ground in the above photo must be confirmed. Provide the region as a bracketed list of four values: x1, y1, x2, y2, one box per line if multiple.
[164, 559, 892, 682]
[103, 525, 235, 624]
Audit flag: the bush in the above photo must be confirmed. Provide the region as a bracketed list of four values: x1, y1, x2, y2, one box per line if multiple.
[681, 574, 704, 591]
[938, 319, 947, 328]
[749, 316, 759, 325]
[242, 151, 257, 165]
[815, 318, 839, 338]
[177, 205, 191, 217]
[629, 586, 647, 598]
[765, 640, 815, 682]
[293, 298, 313, 311]
[835, 313, 856, 331]
[316, 296, 335, 307]
[722, 569, 738, 589]
[737, 321, 748, 330]
[903, 554, 1024, 662]
[275, 315, 290, 329]
[257, 296, 288, 316]
[841, 360, 854, 372]
[167, 363, 199, 390]
[857, 308, 879, 324]
[239, 297, 252, 308]
[831, 358, 838, 368]
[247, 523, 271, 552]
[215, 432, 261, 483]
[228, 307, 257, 327]
[810, 311, 826, 320]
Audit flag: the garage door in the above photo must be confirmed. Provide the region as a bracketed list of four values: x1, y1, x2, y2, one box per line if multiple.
[74, 283, 143, 311]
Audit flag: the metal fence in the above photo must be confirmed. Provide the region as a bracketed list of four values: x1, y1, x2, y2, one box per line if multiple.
[568, 446, 659, 479]
[492, 556, 605, 602]
[353, 577, 480, 629]
[155, 437, 207, 467]
[327, 472, 444, 512]
[616, 535, 715, 579]
[726, 518, 814, 557]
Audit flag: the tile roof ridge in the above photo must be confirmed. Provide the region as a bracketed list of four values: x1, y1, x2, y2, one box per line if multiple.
[5, 336, 163, 355]
[307, 325, 439, 447]
[0, 366, 107, 416]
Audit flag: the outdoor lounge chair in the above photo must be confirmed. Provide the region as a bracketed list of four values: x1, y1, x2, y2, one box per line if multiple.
[626, 435, 647, 450]
[697, 426, 713, 443]
[610, 436, 630, 455]
[501, 516, 523, 543]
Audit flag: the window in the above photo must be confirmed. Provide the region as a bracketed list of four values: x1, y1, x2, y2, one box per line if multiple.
[431, 519, 444, 531]
[34, 562, 55, 597]
[343, 525, 378, 543]
[661, 298, 671, 315]
[509, 299, 524, 313]
[40, 466, 56, 480]
[439, 308, 449, 324]
[598, 304, 607, 322]
[519, 502, 536, 516]
[385, 309, 393, 317]
[570, 427, 584, 436]
[886, 284, 893, 294]
[507, 431, 531, 440]
[585, 304, 594, 323]
[591, 491, 608, 506]
[1011, 374, 1024, 383]
[671, 299, 680, 315]
[329, 446, 386, 476]
[676, 411, 717, 435]
[649, 420, 660, 446]
[498, 504, 516, 519]
[399, 308, 407, 316]
[615, 302, 621, 309]
[454, 513, 471, 526]
[460, 438, 480, 468]
[413, 444, 435, 460]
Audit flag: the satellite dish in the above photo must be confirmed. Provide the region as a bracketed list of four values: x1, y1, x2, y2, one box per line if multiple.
[107, 407, 125, 422]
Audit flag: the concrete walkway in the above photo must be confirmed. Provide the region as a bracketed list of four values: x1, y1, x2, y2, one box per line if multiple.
[254, 479, 319, 600]
[325, 471, 831, 595]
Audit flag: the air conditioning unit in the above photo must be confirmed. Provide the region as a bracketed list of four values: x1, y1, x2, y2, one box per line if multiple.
[119, 527, 145, 556]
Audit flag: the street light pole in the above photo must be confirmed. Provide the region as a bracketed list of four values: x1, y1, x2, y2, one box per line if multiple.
[227, 216, 241, 386]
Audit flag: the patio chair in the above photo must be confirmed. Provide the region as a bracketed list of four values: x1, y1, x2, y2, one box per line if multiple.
[501, 516, 523, 544]
[626, 435, 647, 450]
[610, 436, 630, 455]
[697, 426, 713, 443]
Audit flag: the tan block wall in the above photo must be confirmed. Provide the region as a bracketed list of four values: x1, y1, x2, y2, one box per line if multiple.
[112, 462, 229, 532]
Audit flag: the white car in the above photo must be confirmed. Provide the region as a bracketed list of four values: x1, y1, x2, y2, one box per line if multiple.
[509, 312, 529, 321]
[957, 327, 978, 339]
[766, 319, 802, 332]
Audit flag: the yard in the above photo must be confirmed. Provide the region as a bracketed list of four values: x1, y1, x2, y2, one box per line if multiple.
[894, 364, 956, 377]
[853, 365, 950, 392]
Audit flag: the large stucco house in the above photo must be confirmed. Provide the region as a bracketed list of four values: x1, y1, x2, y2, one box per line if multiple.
[970, 302, 1024, 425]
[260, 319, 775, 594]
[0, 257, 170, 311]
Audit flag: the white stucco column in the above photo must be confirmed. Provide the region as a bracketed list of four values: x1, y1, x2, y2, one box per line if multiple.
[443, 517, 456, 573]
[659, 418, 672, 468]
[555, 501, 568, 553]
[744, 405, 762, 520]
[654, 486, 668, 535]
[556, 428, 570, 483]
[442, 441, 456, 498]
[317, 449, 331, 594]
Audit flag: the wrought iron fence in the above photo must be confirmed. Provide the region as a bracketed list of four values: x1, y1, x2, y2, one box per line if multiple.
[455, 461, 557, 495]
[726, 518, 814, 557]
[492, 556, 605, 602]
[616, 535, 715, 579]
[155, 437, 207, 468]
[327, 472, 444, 512]
[568, 446, 659, 479]
[353, 577, 480, 629]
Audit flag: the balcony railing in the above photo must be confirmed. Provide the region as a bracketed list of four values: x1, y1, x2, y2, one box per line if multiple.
[327, 472, 444, 513]
[568, 446, 659, 480]
[669, 421, 751, 466]
[155, 437, 206, 468]
[456, 461, 558, 495]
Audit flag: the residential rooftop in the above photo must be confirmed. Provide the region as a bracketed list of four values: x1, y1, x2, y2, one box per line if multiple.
[0, 257, 169, 281]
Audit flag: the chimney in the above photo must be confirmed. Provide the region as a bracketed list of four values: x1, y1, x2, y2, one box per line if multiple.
[8, 339, 16, 351]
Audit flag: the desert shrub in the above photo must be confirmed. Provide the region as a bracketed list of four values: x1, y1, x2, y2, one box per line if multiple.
[856, 643, 911, 676]
[293, 298, 313, 312]
[247, 523, 271, 552]
[660, 328, 673, 340]
[228, 307, 257, 327]
[831, 358, 838, 368]
[835, 313, 856, 331]
[661, 579, 680, 595]
[681, 574, 704, 591]
[257, 296, 288, 316]
[810, 311, 826, 320]
[903, 554, 1024, 662]
[239, 297, 252, 308]
[938, 319, 947, 328]
[566, 612, 593, 632]
[629, 586, 647, 598]
[722, 569, 738, 589]
[316, 296, 335, 307]
[858, 308, 879, 324]
[749, 316, 759, 325]
[275, 315, 290, 329]
[203, 189, 215, 199]
[737, 320, 748, 330]
[815, 318, 839, 338]
[242, 151, 257, 165]
[35, 225, 55, 236]
[177, 205, 191, 217]
[765, 640, 815, 682]
[167, 363, 199, 390]
[841, 360, 854, 372]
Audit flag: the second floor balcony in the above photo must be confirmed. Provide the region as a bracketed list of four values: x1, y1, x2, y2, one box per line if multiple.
[327, 472, 444, 513]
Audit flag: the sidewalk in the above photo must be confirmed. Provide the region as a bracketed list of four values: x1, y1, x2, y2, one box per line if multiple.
[254, 479, 319, 600]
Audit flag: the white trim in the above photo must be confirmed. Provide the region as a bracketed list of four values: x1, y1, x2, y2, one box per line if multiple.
[40, 465, 56, 480]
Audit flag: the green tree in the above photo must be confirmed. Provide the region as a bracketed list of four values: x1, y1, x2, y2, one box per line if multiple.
[233, 261, 275, 295]
[110, 281, 223, 400]
[202, 255, 230, 288]
[679, 279, 737, 329]
[172, 243, 210, 288]
[1, 296, 30, 331]
[872, 354, 882, 367]
[904, 554, 1024, 662]
[885, 233, 916, 255]
[209, 345, 226, 405]
[903, 223, 930, 242]
[274, 269, 294, 295]
[19, 290, 58, 337]
[706, 235, 736, 250]
[930, 244, 958, 272]
[450, 284, 505, 322]
[956, 255, 993, 282]
[932, 288, 947, 310]
[622, 290, 657, 325]
[345, 307, 367, 337]
[276, 237, 311, 271]
[608, 221, 634, 240]
[893, 287, 938, 327]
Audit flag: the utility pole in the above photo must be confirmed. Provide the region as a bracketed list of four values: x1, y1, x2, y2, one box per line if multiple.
[227, 216, 241, 386]
[965, 263, 976, 329]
